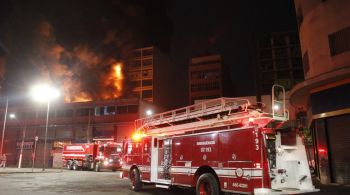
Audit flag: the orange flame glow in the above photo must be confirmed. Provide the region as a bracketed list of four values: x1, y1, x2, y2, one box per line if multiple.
[98, 62, 124, 100]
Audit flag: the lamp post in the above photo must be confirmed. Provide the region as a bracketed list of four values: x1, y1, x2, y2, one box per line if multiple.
[30, 84, 60, 171]
[0, 98, 8, 156]
[10, 113, 27, 169]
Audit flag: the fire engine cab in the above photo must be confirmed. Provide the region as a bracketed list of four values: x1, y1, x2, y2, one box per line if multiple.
[121, 85, 318, 194]
[62, 142, 122, 172]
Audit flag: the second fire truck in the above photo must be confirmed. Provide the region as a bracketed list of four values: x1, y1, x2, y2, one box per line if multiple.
[121, 85, 318, 194]
[62, 142, 122, 172]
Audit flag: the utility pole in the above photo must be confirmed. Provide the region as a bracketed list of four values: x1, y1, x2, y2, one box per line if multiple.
[18, 120, 27, 168]
[0, 98, 8, 156]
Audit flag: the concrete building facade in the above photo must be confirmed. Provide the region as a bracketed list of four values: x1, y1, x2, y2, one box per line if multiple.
[257, 31, 304, 95]
[127, 46, 173, 111]
[189, 54, 223, 104]
[291, 0, 350, 184]
[0, 98, 139, 168]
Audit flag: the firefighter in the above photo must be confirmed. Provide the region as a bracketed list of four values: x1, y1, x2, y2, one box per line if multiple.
[0, 154, 6, 168]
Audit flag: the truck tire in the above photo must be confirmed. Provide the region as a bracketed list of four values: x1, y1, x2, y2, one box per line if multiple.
[196, 173, 220, 195]
[72, 162, 79, 171]
[130, 168, 142, 191]
[67, 161, 73, 170]
[95, 163, 101, 172]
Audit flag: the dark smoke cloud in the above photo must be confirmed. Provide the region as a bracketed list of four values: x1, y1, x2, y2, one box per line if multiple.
[0, 0, 173, 100]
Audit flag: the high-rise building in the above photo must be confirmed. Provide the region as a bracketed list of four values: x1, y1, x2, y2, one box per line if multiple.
[127, 46, 173, 111]
[189, 54, 224, 104]
[291, 0, 350, 185]
[257, 31, 304, 95]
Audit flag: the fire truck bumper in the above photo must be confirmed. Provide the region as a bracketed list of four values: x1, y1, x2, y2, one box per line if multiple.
[254, 188, 320, 194]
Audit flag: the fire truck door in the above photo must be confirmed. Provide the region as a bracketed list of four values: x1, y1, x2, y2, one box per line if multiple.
[141, 138, 151, 181]
[158, 139, 172, 181]
[150, 137, 172, 183]
[150, 137, 159, 182]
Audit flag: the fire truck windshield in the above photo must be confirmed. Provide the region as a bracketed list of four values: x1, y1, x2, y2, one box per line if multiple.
[104, 146, 117, 155]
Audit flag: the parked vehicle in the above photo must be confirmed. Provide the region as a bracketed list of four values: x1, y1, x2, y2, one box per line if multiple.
[121, 85, 318, 194]
[62, 142, 122, 171]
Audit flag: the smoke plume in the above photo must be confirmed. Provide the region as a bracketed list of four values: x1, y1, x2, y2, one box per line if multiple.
[0, 0, 173, 102]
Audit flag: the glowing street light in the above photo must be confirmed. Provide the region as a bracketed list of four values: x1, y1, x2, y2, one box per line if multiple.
[30, 83, 60, 171]
[9, 113, 16, 119]
[146, 109, 153, 116]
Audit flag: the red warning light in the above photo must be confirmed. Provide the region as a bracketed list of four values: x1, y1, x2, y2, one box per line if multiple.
[318, 148, 326, 153]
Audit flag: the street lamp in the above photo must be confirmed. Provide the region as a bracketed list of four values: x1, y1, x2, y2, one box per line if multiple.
[0, 98, 8, 156]
[10, 113, 27, 169]
[30, 84, 60, 171]
[146, 109, 153, 116]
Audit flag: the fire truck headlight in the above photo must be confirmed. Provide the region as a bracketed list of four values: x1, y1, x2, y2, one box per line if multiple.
[103, 160, 109, 166]
[109, 159, 113, 162]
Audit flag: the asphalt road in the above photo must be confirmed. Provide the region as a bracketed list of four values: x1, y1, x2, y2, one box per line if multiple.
[0, 169, 349, 195]
[0, 170, 194, 195]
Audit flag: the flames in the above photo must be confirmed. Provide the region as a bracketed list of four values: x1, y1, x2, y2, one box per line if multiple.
[30, 21, 125, 103]
[100, 62, 124, 100]
[64, 62, 125, 102]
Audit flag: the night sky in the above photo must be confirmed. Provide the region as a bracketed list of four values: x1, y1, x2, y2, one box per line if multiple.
[0, 0, 297, 108]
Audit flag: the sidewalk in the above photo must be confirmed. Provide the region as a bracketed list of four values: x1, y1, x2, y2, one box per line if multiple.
[0, 167, 63, 174]
[312, 178, 350, 194]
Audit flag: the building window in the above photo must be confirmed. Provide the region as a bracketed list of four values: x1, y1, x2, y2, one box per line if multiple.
[302, 51, 310, 75]
[329, 26, 350, 56]
[142, 59, 152, 66]
[275, 59, 289, 69]
[131, 81, 141, 88]
[273, 36, 286, 46]
[106, 106, 116, 115]
[190, 69, 220, 80]
[260, 49, 272, 59]
[142, 48, 153, 57]
[277, 70, 290, 79]
[130, 60, 141, 68]
[57, 109, 73, 117]
[260, 60, 273, 71]
[142, 79, 153, 86]
[117, 106, 128, 114]
[75, 108, 93, 116]
[274, 48, 288, 58]
[190, 82, 221, 92]
[127, 105, 138, 113]
[142, 90, 153, 98]
[259, 38, 271, 48]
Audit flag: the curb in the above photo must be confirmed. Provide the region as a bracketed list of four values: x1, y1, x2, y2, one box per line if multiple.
[0, 169, 64, 174]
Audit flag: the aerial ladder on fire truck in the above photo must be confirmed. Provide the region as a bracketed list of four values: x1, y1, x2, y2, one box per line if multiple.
[122, 85, 318, 195]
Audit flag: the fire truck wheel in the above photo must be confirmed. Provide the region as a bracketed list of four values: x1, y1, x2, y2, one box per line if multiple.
[72, 162, 79, 171]
[95, 163, 101, 172]
[196, 173, 220, 195]
[130, 168, 142, 191]
[67, 161, 73, 170]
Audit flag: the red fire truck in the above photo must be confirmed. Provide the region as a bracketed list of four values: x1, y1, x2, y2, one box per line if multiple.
[121, 85, 318, 194]
[62, 142, 122, 172]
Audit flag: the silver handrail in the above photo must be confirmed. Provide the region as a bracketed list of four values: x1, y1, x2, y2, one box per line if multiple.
[135, 97, 251, 131]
